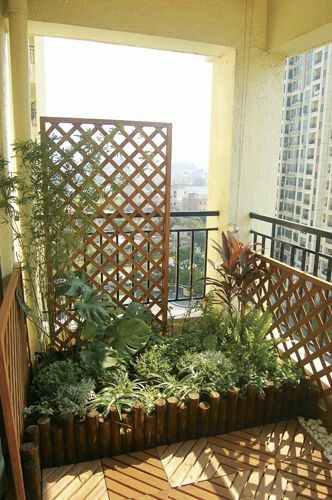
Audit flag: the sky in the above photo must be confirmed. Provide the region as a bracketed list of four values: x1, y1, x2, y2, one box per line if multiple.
[41, 37, 213, 170]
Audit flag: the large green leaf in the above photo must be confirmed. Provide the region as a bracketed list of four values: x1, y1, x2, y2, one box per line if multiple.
[81, 320, 100, 340]
[80, 341, 118, 369]
[124, 302, 155, 326]
[56, 271, 90, 297]
[106, 317, 151, 356]
[74, 292, 110, 324]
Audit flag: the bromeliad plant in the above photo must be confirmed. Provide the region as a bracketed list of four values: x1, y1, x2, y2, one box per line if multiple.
[205, 231, 266, 316]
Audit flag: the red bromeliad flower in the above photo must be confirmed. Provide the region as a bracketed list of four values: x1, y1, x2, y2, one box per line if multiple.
[206, 231, 265, 316]
[214, 232, 260, 272]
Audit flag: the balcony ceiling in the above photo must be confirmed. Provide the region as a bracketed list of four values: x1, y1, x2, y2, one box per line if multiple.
[25, 0, 332, 56]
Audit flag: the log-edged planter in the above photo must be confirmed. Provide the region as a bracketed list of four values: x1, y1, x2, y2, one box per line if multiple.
[21, 378, 319, 499]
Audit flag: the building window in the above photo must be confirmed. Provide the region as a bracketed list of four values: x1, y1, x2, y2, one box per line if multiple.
[314, 51, 322, 64]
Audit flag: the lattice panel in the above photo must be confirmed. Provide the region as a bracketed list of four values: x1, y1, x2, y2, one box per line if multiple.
[251, 253, 332, 409]
[41, 117, 171, 341]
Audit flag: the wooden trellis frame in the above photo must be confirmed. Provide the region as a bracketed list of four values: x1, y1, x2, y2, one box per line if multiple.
[251, 253, 332, 409]
[40, 117, 171, 341]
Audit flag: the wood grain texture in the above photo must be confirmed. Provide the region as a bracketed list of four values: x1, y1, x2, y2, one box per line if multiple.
[41, 419, 331, 499]
[0, 264, 30, 499]
[251, 253, 332, 410]
[40, 116, 172, 341]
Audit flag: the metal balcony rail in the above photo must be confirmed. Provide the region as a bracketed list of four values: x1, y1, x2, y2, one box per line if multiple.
[168, 210, 219, 303]
[250, 212, 332, 282]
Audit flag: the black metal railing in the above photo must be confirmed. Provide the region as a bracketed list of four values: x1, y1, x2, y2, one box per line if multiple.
[169, 211, 219, 303]
[250, 212, 332, 282]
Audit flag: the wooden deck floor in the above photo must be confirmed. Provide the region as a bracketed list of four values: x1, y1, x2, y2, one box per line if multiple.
[42, 419, 332, 499]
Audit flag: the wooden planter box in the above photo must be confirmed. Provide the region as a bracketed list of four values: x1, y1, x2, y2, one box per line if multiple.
[21, 379, 319, 499]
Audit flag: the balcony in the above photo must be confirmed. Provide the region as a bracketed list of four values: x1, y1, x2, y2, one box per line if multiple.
[1, 1, 332, 499]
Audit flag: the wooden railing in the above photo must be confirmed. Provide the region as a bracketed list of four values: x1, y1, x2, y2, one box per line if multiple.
[0, 264, 31, 499]
[251, 253, 332, 413]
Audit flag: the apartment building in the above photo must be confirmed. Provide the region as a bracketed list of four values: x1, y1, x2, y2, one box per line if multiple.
[276, 43, 332, 278]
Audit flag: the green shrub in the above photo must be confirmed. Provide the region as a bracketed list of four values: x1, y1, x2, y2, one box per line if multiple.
[31, 360, 83, 400]
[23, 401, 54, 423]
[269, 358, 302, 388]
[54, 378, 95, 418]
[177, 351, 237, 393]
[139, 387, 162, 415]
[156, 373, 202, 402]
[134, 342, 173, 380]
[164, 332, 203, 362]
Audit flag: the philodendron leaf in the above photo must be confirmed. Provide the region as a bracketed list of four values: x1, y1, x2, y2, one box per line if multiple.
[106, 317, 151, 357]
[124, 302, 155, 326]
[74, 292, 110, 324]
[56, 271, 91, 297]
[80, 341, 118, 369]
[81, 320, 99, 340]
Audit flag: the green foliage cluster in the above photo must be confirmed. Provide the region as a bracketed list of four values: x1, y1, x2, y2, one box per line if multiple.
[25, 360, 94, 422]
[177, 351, 238, 394]
[87, 373, 145, 417]
[31, 360, 84, 400]
[220, 307, 302, 394]
[134, 343, 173, 380]
[25, 302, 302, 422]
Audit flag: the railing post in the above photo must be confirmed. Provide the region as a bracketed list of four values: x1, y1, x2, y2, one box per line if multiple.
[175, 231, 180, 301]
[313, 236, 321, 277]
[270, 223, 276, 258]
[189, 230, 195, 299]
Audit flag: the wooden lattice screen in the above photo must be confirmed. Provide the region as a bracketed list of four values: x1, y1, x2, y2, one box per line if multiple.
[251, 253, 332, 409]
[41, 117, 171, 337]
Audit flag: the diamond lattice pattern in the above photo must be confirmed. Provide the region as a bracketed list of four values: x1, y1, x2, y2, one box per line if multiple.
[41, 117, 171, 342]
[251, 254, 332, 409]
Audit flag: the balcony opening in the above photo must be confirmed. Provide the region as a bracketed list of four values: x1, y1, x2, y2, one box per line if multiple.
[32, 36, 217, 308]
[36, 36, 212, 213]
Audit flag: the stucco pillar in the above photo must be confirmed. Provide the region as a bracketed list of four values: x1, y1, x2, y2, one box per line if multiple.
[207, 50, 236, 235]
[7, 0, 40, 359]
[0, 11, 14, 283]
[7, 0, 31, 141]
[228, 48, 284, 242]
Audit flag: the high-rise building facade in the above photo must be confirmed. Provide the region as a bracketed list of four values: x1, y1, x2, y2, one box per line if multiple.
[276, 44, 332, 278]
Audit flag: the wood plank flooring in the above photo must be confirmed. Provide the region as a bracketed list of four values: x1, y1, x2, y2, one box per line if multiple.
[42, 419, 332, 499]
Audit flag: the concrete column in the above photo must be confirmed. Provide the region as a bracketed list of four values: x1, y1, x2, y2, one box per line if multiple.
[207, 50, 236, 234]
[0, 12, 14, 282]
[7, 0, 40, 359]
[7, 0, 31, 142]
[228, 48, 284, 242]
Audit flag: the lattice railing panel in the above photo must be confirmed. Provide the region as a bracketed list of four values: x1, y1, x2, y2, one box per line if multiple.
[251, 253, 332, 408]
[41, 117, 171, 342]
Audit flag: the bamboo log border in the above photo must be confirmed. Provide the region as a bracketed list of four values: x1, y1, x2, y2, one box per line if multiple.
[24, 380, 316, 475]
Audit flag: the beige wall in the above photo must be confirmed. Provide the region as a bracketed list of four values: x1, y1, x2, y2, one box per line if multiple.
[268, 0, 332, 54]
[28, 0, 245, 48]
